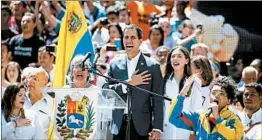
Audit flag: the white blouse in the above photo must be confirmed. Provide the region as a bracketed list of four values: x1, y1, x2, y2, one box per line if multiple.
[162, 76, 204, 140]
[1, 109, 45, 140]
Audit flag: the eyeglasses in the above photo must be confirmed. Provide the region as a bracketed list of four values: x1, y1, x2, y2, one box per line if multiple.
[73, 64, 89, 70]
[211, 91, 227, 97]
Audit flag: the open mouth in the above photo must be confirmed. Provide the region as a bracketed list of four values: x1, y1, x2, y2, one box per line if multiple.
[173, 62, 180, 66]
[76, 73, 84, 78]
[20, 101, 25, 105]
[126, 45, 134, 50]
[245, 101, 252, 104]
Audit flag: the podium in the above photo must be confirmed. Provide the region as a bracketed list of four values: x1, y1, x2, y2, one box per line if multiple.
[46, 86, 127, 140]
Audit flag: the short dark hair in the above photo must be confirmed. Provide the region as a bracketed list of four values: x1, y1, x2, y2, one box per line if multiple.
[210, 76, 237, 103]
[1, 39, 10, 52]
[23, 12, 36, 23]
[1, 5, 12, 16]
[234, 90, 244, 108]
[245, 83, 262, 96]
[124, 24, 143, 39]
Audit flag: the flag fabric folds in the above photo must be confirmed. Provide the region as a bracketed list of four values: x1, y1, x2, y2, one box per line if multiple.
[53, 1, 94, 88]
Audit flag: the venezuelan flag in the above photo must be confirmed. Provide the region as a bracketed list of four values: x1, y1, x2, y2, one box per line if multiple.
[53, 1, 94, 88]
[48, 2, 94, 139]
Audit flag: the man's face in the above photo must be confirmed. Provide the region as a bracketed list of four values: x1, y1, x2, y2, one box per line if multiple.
[1, 9, 11, 26]
[38, 51, 53, 70]
[243, 71, 257, 84]
[119, 10, 130, 24]
[107, 14, 118, 24]
[243, 87, 261, 111]
[11, 1, 25, 17]
[21, 15, 35, 33]
[235, 59, 244, 73]
[210, 85, 230, 111]
[156, 48, 169, 64]
[123, 29, 142, 57]
[1, 44, 10, 65]
[193, 47, 207, 57]
[175, 1, 186, 15]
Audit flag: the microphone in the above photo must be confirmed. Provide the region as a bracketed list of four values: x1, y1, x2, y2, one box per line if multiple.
[206, 100, 219, 117]
[81, 52, 92, 71]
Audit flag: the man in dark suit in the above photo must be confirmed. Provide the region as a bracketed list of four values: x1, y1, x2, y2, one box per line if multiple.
[103, 24, 164, 140]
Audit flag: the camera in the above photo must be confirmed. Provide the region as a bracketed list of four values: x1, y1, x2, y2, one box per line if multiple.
[100, 17, 109, 25]
[196, 23, 203, 30]
[46, 44, 56, 52]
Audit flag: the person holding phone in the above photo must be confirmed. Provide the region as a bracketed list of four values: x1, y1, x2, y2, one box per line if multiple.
[100, 24, 124, 64]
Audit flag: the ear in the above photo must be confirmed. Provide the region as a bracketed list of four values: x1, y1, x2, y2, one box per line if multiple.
[139, 39, 143, 44]
[185, 58, 189, 64]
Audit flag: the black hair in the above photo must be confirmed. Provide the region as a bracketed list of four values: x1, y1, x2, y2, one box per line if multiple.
[1, 84, 25, 122]
[124, 24, 143, 39]
[149, 24, 164, 47]
[245, 82, 262, 96]
[164, 46, 191, 92]
[23, 12, 36, 23]
[108, 24, 124, 50]
[234, 90, 244, 108]
[1, 5, 12, 16]
[210, 76, 237, 103]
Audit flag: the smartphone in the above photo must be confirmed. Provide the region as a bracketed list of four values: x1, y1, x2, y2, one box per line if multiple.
[46, 45, 55, 52]
[114, 38, 122, 51]
[106, 45, 117, 52]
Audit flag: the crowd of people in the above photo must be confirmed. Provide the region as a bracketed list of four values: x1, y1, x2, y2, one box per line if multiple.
[1, 0, 262, 140]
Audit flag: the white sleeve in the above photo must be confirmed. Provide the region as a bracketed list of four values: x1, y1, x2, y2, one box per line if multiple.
[1, 121, 16, 139]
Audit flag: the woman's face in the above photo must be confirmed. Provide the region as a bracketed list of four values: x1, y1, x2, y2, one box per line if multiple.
[150, 29, 162, 45]
[7, 65, 19, 83]
[109, 26, 120, 41]
[72, 64, 90, 84]
[160, 22, 171, 38]
[171, 49, 189, 71]
[191, 63, 202, 79]
[13, 88, 26, 109]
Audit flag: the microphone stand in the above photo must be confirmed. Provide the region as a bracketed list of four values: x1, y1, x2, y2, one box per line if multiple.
[87, 67, 172, 140]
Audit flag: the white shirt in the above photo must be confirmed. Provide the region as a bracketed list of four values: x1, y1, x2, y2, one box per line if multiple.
[238, 108, 262, 139]
[122, 52, 141, 114]
[1, 109, 45, 140]
[201, 85, 211, 110]
[162, 75, 203, 139]
[24, 93, 54, 138]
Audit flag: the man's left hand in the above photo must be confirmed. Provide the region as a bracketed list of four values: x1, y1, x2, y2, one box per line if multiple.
[148, 131, 161, 140]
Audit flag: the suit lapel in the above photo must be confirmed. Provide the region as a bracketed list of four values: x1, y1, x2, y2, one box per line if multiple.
[135, 54, 147, 72]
